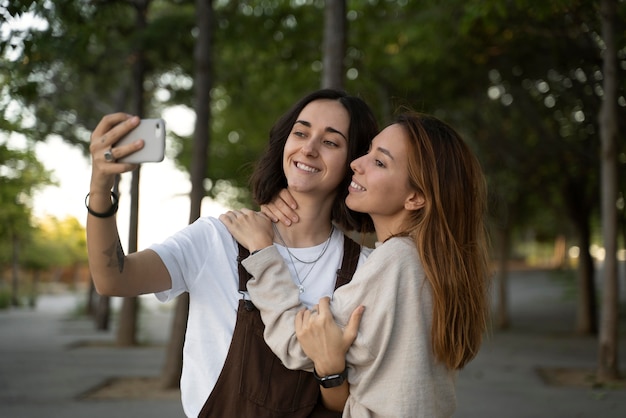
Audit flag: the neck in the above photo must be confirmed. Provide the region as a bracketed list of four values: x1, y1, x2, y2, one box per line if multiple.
[371, 211, 412, 243]
[273, 190, 335, 247]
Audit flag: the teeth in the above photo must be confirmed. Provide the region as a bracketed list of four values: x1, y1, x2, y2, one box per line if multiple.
[296, 162, 320, 173]
[350, 181, 365, 191]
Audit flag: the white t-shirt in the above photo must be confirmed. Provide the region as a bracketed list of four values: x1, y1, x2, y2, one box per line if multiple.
[150, 216, 370, 417]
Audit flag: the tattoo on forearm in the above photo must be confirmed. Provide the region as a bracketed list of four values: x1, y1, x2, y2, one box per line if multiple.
[103, 237, 125, 273]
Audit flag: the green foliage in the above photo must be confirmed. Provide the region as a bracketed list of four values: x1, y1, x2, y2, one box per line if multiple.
[2, 0, 625, 243]
[21, 216, 87, 271]
[180, 1, 331, 202]
[0, 143, 52, 252]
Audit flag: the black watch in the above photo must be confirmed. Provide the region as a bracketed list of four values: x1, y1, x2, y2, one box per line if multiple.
[313, 367, 347, 388]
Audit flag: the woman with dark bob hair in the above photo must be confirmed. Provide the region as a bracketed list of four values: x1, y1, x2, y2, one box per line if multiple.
[85, 89, 378, 417]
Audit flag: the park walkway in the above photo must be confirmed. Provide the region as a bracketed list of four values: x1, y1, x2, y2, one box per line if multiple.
[1, 268, 625, 417]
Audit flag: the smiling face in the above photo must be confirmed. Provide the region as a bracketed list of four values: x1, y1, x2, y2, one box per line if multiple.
[283, 99, 350, 198]
[347, 123, 423, 240]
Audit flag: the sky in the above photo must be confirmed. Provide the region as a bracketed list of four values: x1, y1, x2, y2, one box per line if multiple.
[29, 106, 230, 250]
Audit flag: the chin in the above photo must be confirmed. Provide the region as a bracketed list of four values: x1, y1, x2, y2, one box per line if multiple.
[345, 196, 362, 212]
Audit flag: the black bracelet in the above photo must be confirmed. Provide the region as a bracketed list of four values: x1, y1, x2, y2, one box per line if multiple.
[85, 191, 119, 218]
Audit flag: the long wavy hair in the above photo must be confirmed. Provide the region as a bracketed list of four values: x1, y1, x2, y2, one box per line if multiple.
[397, 111, 491, 369]
[250, 89, 377, 233]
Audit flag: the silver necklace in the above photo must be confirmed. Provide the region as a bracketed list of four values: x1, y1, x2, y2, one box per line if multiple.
[273, 224, 334, 293]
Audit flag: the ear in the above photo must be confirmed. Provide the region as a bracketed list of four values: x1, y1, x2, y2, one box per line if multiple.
[404, 192, 425, 211]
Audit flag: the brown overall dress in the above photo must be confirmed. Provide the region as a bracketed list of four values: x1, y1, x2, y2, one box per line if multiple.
[198, 236, 361, 418]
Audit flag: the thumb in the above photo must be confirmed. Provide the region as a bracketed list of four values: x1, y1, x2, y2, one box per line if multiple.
[343, 305, 365, 347]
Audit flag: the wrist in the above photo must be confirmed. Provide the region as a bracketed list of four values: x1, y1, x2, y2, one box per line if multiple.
[85, 191, 119, 218]
[313, 359, 346, 377]
[313, 367, 348, 389]
[249, 244, 272, 256]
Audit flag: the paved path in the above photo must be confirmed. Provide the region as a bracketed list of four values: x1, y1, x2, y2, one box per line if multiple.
[1, 268, 625, 417]
[457, 269, 626, 417]
[0, 294, 185, 418]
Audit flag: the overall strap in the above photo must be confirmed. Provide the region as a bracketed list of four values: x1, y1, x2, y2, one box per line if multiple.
[236, 243, 253, 307]
[334, 235, 361, 290]
[236, 243, 251, 291]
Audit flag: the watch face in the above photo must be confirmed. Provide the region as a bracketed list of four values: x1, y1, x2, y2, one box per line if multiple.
[319, 374, 346, 388]
[315, 368, 348, 388]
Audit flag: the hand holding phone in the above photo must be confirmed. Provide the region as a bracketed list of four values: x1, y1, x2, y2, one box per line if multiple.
[115, 118, 166, 164]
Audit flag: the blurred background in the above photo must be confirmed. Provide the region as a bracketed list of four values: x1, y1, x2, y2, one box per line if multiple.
[0, 0, 625, 416]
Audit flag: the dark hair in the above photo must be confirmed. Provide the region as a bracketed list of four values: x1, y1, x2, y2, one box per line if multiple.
[250, 89, 377, 232]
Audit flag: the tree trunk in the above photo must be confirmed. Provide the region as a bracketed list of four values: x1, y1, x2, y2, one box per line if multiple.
[495, 225, 511, 329]
[117, 296, 138, 346]
[552, 235, 566, 269]
[94, 294, 110, 331]
[117, 0, 148, 347]
[11, 232, 20, 306]
[597, 0, 620, 382]
[28, 270, 39, 308]
[86, 279, 98, 317]
[322, 0, 346, 89]
[563, 173, 598, 334]
[574, 218, 597, 335]
[161, 0, 213, 390]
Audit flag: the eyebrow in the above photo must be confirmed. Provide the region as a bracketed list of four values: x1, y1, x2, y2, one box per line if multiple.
[295, 120, 348, 141]
[376, 146, 395, 160]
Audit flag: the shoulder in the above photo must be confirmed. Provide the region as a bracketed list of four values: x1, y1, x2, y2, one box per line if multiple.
[370, 236, 417, 261]
[355, 237, 424, 286]
[340, 232, 374, 259]
[151, 215, 235, 253]
[183, 216, 232, 239]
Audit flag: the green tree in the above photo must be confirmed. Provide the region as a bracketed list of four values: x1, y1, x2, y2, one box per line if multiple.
[19, 216, 87, 306]
[0, 143, 52, 305]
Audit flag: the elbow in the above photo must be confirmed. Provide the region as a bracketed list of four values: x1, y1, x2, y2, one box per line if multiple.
[93, 280, 116, 297]
[91, 273, 125, 297]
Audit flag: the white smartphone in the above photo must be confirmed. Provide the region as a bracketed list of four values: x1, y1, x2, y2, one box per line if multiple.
[115, 118, 166, 164]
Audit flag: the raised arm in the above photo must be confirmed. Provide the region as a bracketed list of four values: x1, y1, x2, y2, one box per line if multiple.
[87, 113, 171, 297]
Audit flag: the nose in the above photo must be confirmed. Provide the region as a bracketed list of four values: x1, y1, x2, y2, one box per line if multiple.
[350, 155, 364, 173]
[300, 137, 318, 157]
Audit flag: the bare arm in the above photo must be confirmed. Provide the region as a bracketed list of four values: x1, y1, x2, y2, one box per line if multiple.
[87, 113, 171, 297]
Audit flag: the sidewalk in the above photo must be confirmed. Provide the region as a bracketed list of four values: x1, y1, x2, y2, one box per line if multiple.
[0, 269, 625, 418]
[456, 268, 626, 417]
[0, 293, 185, 418]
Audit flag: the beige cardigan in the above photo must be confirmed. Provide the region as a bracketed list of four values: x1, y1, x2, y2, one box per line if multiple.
[243, 237, 456, 418]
